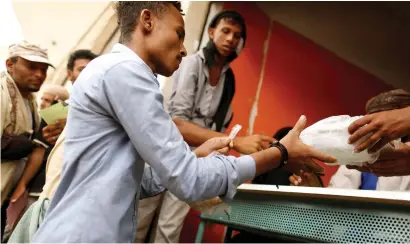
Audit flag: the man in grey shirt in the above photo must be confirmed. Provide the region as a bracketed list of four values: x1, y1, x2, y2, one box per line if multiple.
[33, 2, 335, 242]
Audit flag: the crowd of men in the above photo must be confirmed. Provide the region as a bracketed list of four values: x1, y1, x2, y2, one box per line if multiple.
[1, 1, 409, 243]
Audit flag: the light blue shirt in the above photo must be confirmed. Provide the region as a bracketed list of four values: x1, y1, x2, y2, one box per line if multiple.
[33, 43, 255, 242]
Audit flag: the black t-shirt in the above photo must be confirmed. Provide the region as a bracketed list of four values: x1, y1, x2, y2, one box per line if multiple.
[252, 168, 292, 186]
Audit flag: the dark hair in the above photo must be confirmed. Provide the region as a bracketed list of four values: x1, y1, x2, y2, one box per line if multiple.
[9, 57, 18, 63]
[365, 89, 410, 114]
[115, 1, 183, 43]
[67, 50, 98, 70]
[203, 10, 247, 67]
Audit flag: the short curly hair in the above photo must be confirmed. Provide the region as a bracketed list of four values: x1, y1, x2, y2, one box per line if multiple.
[365, 89, 410, 114]
[67, 49, 98, 71]
[115, 1, 183, 43]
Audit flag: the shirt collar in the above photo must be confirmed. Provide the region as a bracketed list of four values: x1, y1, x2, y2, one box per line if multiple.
[111, 43, 159, 86]
[198, 49, 230, 73]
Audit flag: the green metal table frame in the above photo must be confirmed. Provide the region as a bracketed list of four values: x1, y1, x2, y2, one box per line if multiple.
[195, 188, 410, 243]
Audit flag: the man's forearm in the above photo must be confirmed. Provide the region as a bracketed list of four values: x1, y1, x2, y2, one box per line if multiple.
[173, 118, 225, 147]
[251, 146, 281, 176]
[403, 107, 410, 135]
[16, 146, 46, 186]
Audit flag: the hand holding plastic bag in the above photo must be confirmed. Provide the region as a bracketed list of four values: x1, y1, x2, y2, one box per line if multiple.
[300, 115, 400, 167]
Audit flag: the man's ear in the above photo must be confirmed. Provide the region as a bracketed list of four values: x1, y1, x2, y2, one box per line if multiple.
[6, 58, 15, 75]
[140, 9, 154, 33]
[67, 69, 73, 81]
[208, 27, 215, 40]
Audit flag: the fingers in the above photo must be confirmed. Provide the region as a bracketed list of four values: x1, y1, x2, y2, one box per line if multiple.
[308, 147, 337, 164]
[43, 124, 63, 145]
[43, 124, 57, 133]
[379, 146, 409, 161]
[305, 159, 325, 174]
[261, 143, 270, 150]
[10, 187, 25, 202]
[284, 162, 310, 175]
[354, 131, 382, 153]
[211, 137, 232, 151]
[349, 128, 375, 149]
[347, 165, 375, 174]
[43, 120, 66, 133]
[48, 137, 58, 145]
[56, 119, 67, 126]
[292, 115, 307, 135]
[217, 146, 230, 155]
[44, 128, 63, 137]
[368, 162, 402, 177]
[289, 175, 302, 186]
[368, 137, 390, 153]
[348, 115, 372, 137]
[260, 135, 274, 143]
[229, 140, 234, 148]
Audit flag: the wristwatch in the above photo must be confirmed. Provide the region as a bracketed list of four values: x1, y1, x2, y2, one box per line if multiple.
[270, 141, 289, 168]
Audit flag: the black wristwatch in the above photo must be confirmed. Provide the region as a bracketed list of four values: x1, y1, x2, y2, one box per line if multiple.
[270, 141, 289, 168]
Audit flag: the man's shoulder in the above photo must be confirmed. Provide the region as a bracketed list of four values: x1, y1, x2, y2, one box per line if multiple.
[185, 51, 203, 63]
[176, 52, 203, 74]
[75, 52, 149, 90]
[87, 52, 143, 76]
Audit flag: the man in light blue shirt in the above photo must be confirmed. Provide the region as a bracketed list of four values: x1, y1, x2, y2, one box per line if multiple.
[33, 2, 335, 242]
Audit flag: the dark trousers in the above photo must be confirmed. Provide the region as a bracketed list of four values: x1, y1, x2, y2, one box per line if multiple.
[1, 200, 9, 243]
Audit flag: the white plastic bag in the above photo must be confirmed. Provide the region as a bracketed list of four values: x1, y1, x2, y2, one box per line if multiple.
[300, 115, 399, 167]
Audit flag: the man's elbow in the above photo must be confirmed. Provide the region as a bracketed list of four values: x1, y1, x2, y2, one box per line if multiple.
[166, 178, 204, 202]
[172, 117, 185, 127]
[171, 188, 202, 202]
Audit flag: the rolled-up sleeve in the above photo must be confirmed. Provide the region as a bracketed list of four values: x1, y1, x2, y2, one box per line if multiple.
[100, 61, 255, 202]
[140, 165, 166, 199]
[168, 57, 198, 121]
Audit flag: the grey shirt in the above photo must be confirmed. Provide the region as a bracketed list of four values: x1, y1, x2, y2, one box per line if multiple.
[168, 50, 233, 131]
[32, 43, 255, 243]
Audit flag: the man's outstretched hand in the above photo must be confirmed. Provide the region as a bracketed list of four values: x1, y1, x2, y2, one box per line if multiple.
[348, 107, 410, 153]
[347, 143, 410, 177]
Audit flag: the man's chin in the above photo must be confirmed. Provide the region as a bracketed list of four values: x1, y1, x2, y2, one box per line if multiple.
[160, 65, 179, 77]
[28, 87, 41, 93]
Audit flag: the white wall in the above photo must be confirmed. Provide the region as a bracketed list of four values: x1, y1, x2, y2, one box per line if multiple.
[11, 1, 110, 69]
[0, 0, 24, 72]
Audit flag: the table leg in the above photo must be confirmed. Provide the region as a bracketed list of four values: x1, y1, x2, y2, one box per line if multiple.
[195, 220, 206, 243]
[224, 227, 233, 243]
